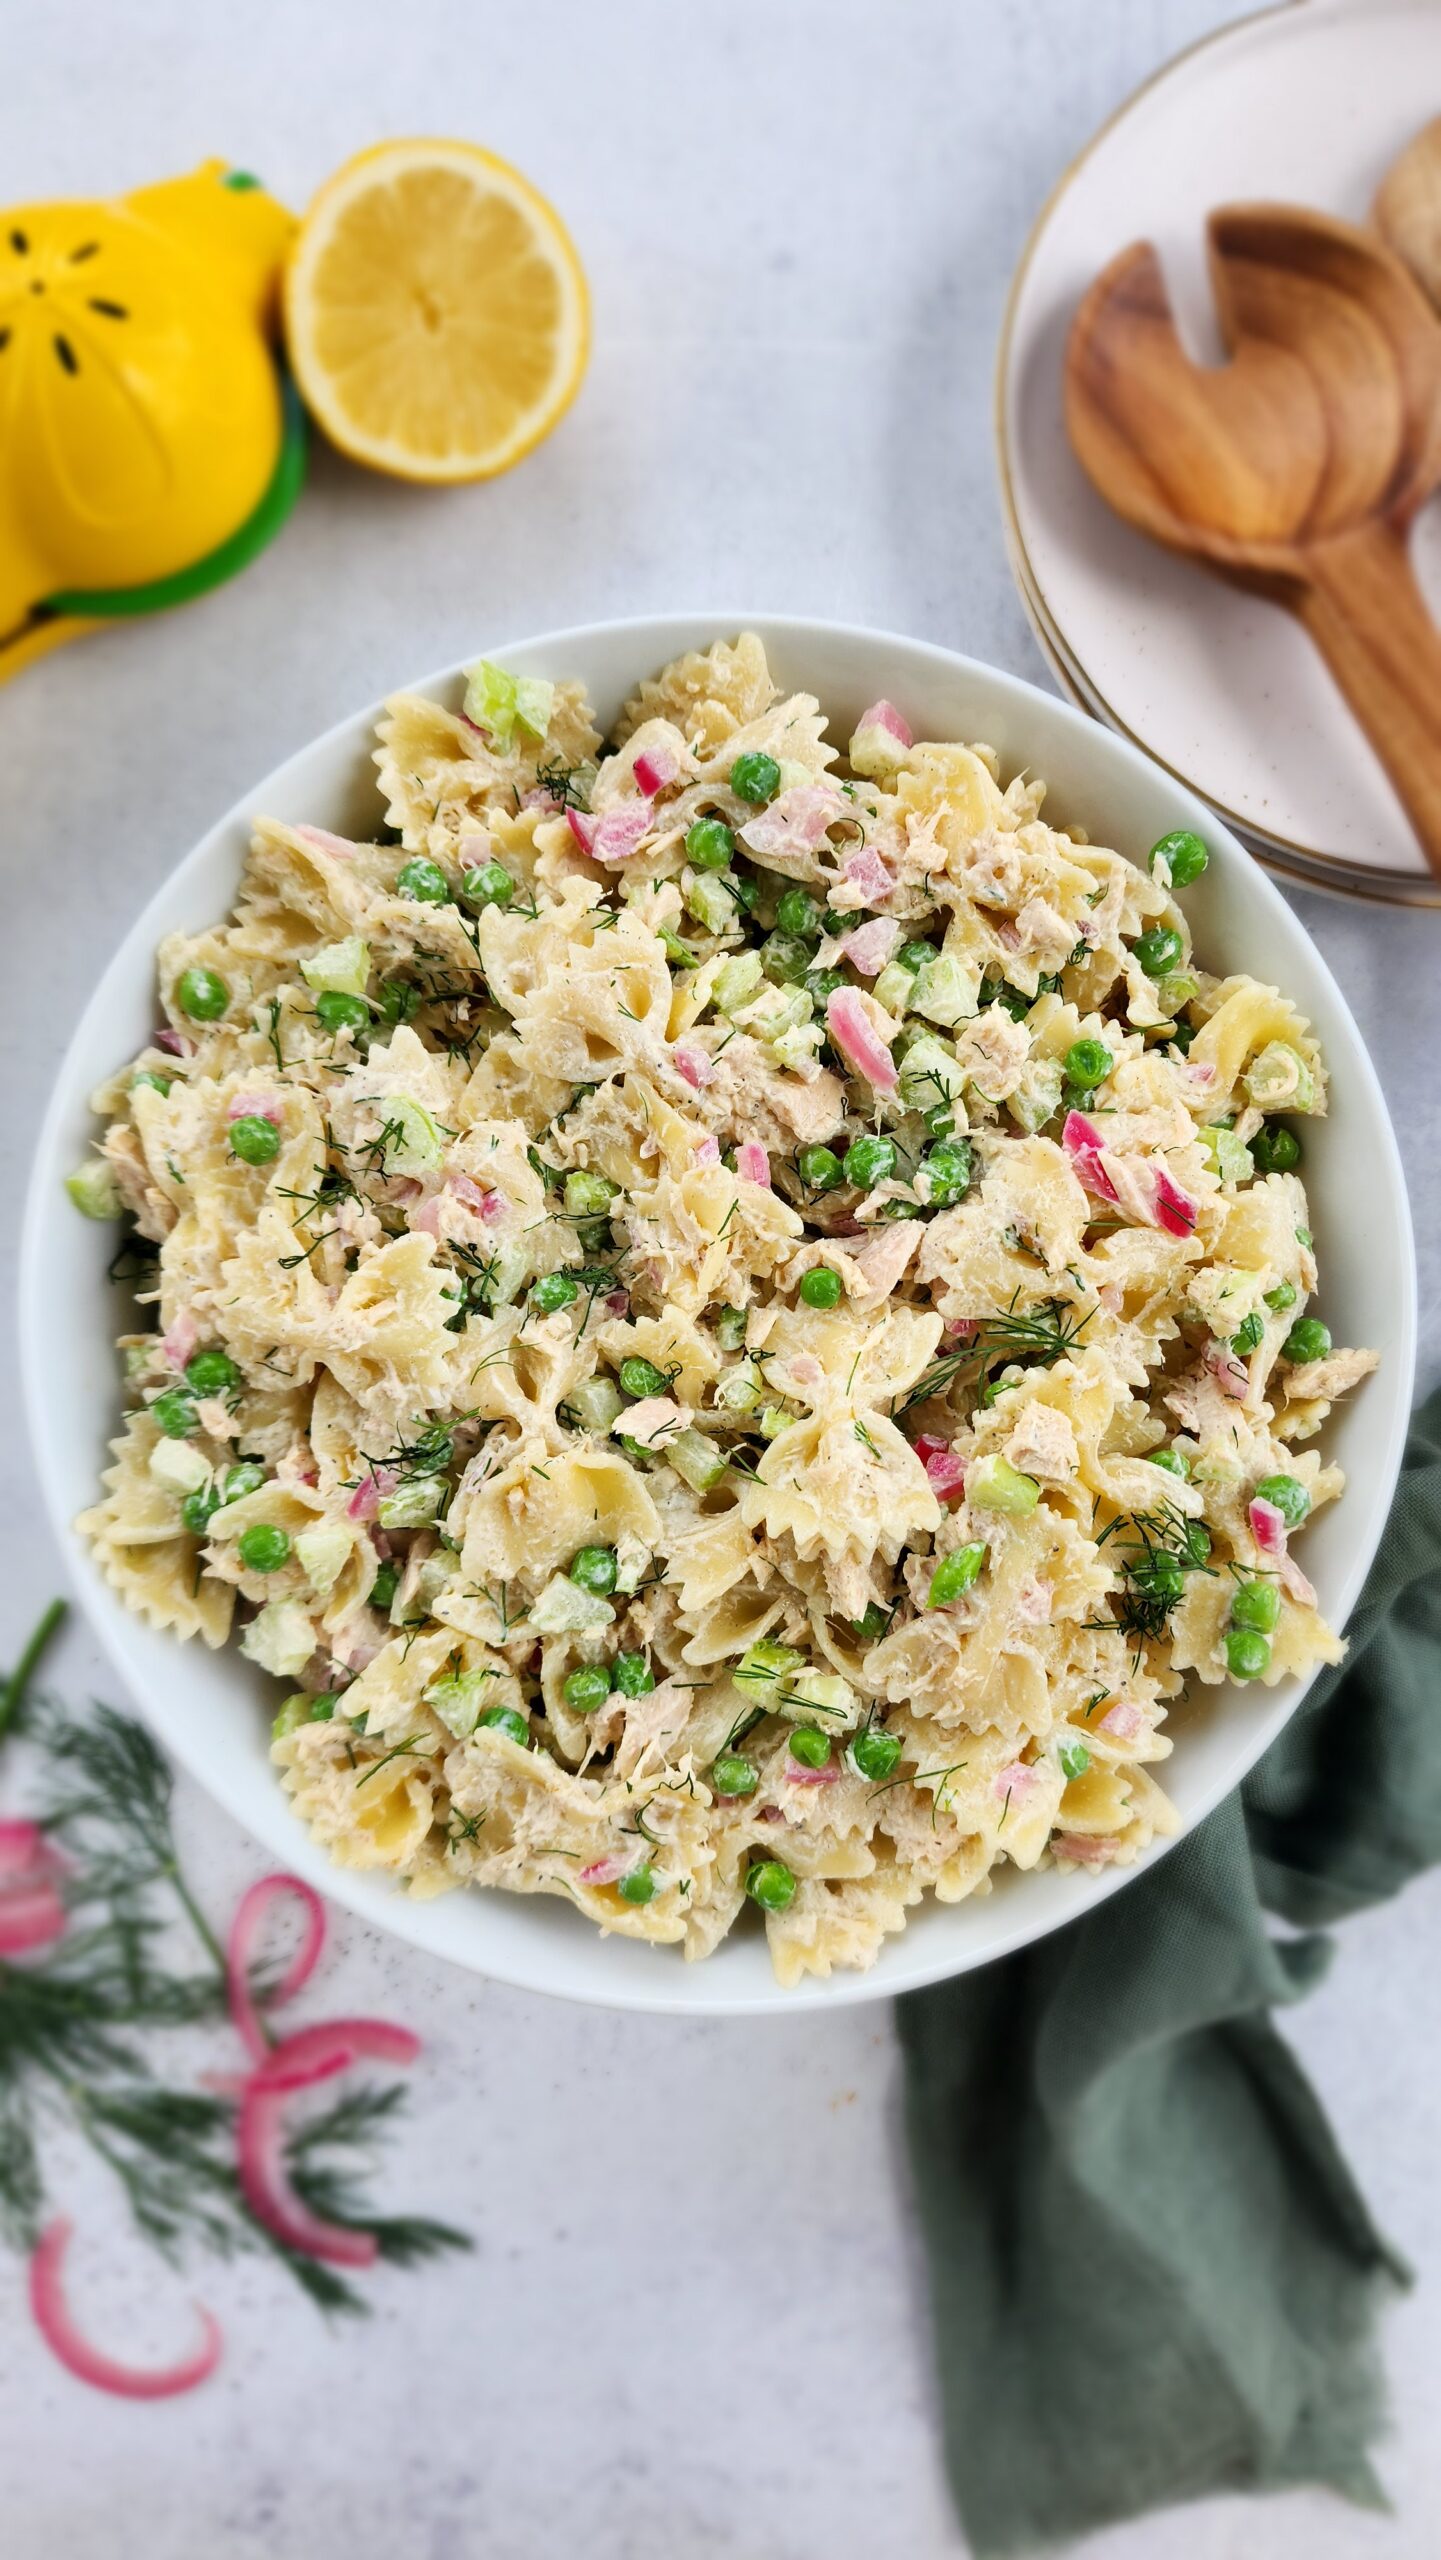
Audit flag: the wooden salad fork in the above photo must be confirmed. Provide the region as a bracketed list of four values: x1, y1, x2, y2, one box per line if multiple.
[1066, 204, 1441, 880]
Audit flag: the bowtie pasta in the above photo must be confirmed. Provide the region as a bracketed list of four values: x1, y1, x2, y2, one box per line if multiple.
[70, 634, 1377, 1985]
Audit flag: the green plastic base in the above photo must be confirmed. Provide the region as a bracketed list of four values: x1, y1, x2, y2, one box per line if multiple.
[42, 371, 307, 621]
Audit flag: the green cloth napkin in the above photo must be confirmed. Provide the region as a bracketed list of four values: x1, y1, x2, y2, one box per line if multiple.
[899, 1387, 1441, 2556]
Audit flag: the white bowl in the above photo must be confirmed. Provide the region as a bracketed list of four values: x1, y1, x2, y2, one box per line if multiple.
[20, 615, 1417, 2014]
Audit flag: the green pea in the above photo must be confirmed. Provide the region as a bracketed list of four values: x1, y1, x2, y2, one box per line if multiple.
[1145, 1447, 1190, 1478]
[1133, 925, 1184, 978]
[731, 751, 781, 804]
[745, 1857, 797, 1912]
[776, 887, 823, 939]
[710, 1751, 758, 1798]
[395, 855, 451, 904]
[617, 1862, 657, 1905]
[368, 1563, 399, 1612]
[620, 1356, 672, 1398]
[686, 817, 735, 871]
[479, 1704, 530, 1744]
[1255, 1472, 1310, 1528]
[238, 1522, 291, 1574]
[1283, 1317, 1331, 1365]
[460, 860, 514, 909]
[181, 1485, 220, 1536]
[923, 1103, 954, 1139]
[222, 1460, 266, 1503]
[1169, 1020, 1197, 1056]
[1231, 1578, 1281, 1634]
[799, 1265, 842, 1309]
[564, 1170, 618, 1218]
[1180, 1520, 1212, 1567]
[1135, 1555, 1185, 1609]
[919, 1139, 973, 1206]
[1226, 1626, 1271, 1681]
[230, 1115, 280, 1166]
[315, 990, 371, 1037]
[308, 1696, 337, 1722]
[798, 1144, 844, 1192]
[1231, 1311, 1264, 1356]
[843, 1134, 897, 1190]
[176, 966, 228, 1020]
[1252, 1125, 1301, 1175]
[563, 1663, 612, 1712]
[150, 1388, 199, 1439]
[788, 1726, 830, 1770]
[569, 1544, 618, 1596]
[1064, 1037, 1112, 1091]
[732, 873, 762, 914]
[1148, 829, 1209, 886]
[804, 965, 846, 1005]
[928, 1543, 986, 1606]
[378, 977, 419, 1024]
[897, 939, 936, 974]
[847, 1726, 902, 1783]
[760, 932, 812, 986]
[1058, 1738, 1091, 1781]
[184, 1349, 240, 1399]
[132, 1070, 172, 1095]
[613, 1652, 655, 1698]
[531, 1272, 580, 1314]
[851, 1603, 890, 1640]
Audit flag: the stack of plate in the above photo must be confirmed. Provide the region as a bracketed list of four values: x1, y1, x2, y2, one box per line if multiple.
[997, 0, 1441, 906]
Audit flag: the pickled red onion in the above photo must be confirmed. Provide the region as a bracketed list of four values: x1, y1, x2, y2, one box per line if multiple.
[225, 1874, 326, 2063]
[826, 987, 898, 1091]
[29, 2218, 222, 2400]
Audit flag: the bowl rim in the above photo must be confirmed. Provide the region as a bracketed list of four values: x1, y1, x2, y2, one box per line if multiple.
[20, 611, 1418, 2015]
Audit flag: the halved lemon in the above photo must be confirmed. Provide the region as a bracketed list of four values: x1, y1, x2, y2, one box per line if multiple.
[284, 138, 588, 483]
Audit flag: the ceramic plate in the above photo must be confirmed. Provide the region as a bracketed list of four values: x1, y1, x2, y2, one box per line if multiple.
[998, 0, 1441, 905]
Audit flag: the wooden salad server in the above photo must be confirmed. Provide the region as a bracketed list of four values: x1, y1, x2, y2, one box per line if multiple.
[1066, 204, 1441, 880]
[1375, 115, 1441, 311]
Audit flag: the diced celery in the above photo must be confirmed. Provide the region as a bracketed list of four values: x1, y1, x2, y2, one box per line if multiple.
[668, 1427, 727, 1491]
[148, 1439, 211, 1496]
[240, 1601, 316, 1679]
[1007, 1058, 1064, 1134]
[301, 936, 370, 997]
[377, 1474, 447, 1529]
[715, 1360, 763, 1413]
[529, 1572, 615, 1635]
[513, 677, 555, 740]
[393, 1553, 453, 1623]
[791, 1667, 860, 1729]
[1200, 1125, 1255, 1185]
[1243, 1041, 1315, 1112]
[871, 961, 916, 1017]
[612, 1533, 652, 1596]
[1153, 970, 1199, 1019]
[772, 1021, 822, 1072]
[714, 1305, 748, 1351]
[776, 758, 814, 793]
[296, 1523, 353, 1593]
[685, 873, 739, 936]
[424, 1666, 496, 1737]
[463, 659, 520, 748]
[758, 1403, 793, 1440]
[714, 951, 764, 1015]
[271, 1694, 313, 1740]
[911, 951, 974, 1027]
[735, 1639, 805, 1698]
[66, 1160, 120, 1219]
[967, 1454, 1040, 1517]
[380, 1096, 444, 1177]
[898, 1033, 961, 1114]
[570, 1374, 625, 1433]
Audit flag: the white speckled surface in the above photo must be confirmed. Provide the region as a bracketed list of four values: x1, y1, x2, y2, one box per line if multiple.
[1, 4, 1437, 2552]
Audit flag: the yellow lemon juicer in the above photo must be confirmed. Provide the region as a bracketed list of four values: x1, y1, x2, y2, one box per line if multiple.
[0, 159, 305, 679]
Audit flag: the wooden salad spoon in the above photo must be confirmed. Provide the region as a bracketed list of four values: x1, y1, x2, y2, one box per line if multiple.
[1065, 204, 1441, 880]
[1375, 115, 1441, 310]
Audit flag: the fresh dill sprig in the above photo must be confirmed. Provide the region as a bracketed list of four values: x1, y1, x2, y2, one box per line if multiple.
[0, 1610, 469, 2306]
[895, 1294, 1093, 1414]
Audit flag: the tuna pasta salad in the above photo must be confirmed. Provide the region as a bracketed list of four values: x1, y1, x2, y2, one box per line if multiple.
[69, 634, 1377, 1985]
